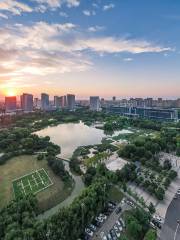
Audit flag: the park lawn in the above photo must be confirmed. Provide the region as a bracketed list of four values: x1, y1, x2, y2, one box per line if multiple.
[108, 185, 124, 202]
[0, 155, 74, 211]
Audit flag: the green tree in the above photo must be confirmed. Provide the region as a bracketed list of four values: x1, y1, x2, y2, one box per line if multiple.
[148, 202, 156, 214]
[127, 218, 142, 240]
[144, 229, 157, 240]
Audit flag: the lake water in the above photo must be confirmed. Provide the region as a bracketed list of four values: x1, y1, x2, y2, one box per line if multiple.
[35, 121, 107, 158]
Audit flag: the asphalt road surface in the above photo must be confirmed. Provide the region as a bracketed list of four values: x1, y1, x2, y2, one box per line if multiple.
[92, 201, 131, 240]
[160, 195, 180, 240]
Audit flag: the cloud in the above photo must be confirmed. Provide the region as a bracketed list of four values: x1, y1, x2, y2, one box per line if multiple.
[0, 21, 171, 88]
[34, 0, 80, 9]
[80, 37, 171, 54]
[0, 12, 8, 19]
[59, 11, 68, 17]
[35, 4, 47, 13]
[123, 58, 133, 62]
[66, 0, 80, 8]
[92, 3, 99, 8]
[0, 0, 33, 15]
[0, 22, 92, 85]
[83, 10, 96, 16]
[103, 3, 115, 11]
[88, 26, 105, 32]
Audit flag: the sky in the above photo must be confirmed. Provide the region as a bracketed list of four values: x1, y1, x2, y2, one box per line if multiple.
[0, 0, 180, 99]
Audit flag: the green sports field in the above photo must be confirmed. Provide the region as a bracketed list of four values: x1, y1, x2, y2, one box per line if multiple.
[12, 168, 53, 199]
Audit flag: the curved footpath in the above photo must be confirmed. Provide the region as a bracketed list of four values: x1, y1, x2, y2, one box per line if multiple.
[38, 161, 85, 220]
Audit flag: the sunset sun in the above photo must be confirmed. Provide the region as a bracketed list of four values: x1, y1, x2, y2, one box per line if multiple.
[5, 89, 17, 97]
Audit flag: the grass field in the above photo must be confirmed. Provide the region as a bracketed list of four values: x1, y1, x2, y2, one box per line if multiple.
[0, 155, 74, 211]
[13, 169, 53, 199]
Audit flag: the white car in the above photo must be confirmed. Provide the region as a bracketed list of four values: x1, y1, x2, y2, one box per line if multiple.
[116, 221, 123, 231]
[153, 215, 162, 223]
[99, 213, 107, 220]
[95, 216, 104, 223]
[177, 190, 180, 195]
[85, 228, 94, 237]
[119, 217, 125, 228]
[113, 226, 120, 238]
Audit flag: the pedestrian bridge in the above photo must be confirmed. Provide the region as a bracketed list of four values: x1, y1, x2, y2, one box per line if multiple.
[56, 156, 70, 162]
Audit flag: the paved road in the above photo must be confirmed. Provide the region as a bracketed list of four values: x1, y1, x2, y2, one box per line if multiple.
[92, 201, 131, 240]
[160, 195, 180, 240]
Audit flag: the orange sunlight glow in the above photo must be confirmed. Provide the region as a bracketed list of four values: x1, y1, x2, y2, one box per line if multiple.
[5, 88, 17, 97]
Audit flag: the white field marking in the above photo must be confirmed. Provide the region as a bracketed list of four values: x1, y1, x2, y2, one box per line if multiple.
[42, 169, 53, 185]
[32, 173, 38, 187]
[21, 180, 26, 196]
[12, 169, 53, 198]
[37, 170, 45, 185]
[28, 179, 32, 191]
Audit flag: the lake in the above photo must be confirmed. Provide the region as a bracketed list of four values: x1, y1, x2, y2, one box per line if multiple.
[35, 121, 107, 158]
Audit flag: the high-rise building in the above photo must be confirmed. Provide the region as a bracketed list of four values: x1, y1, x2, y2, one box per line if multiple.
[5, 96, 16, 112]
[90, 96, 100, 111]
[41, 93, 49, 110]
[34, 98, 41, 109]
[67, 94, 75, 110]
[20, 93, 33, 112]
[54, 96, 61, 109]
[144, 98, 153, 108]
[112, 96, 116, 101]
[59, 96, 66, 108]
[63, 95, 67, 107]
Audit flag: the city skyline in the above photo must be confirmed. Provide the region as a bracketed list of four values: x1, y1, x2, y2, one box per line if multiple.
[0, 0, 180, 99]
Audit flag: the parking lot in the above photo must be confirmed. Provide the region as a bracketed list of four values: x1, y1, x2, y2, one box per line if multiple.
[84, 198, 132, 240]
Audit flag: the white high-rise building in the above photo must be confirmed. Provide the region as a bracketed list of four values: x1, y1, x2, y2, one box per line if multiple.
[90, 96, 100, 111]
[21, 93, 33, 112]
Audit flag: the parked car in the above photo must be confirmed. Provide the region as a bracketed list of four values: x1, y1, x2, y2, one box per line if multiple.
[89, 224, 96, 232]
[127, 200, 135, 207]
[95, 216, 104, 223]
[118, 217, 125, 228]
[115, 206, 122, 214]
[110, 229, 117, 240]
[177, 190, 180, 195]
[109, 201, 117, 206]
[85, 228, 94, 237]
[113, 225, 121, 238]
[152, 219, 162, 229]
[107, 233, 112, 240]
[153, 215, 162, 223]
[116, 221, 123, 231]
[99, 213, 107, 220]
[94, 220, 101, 227]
